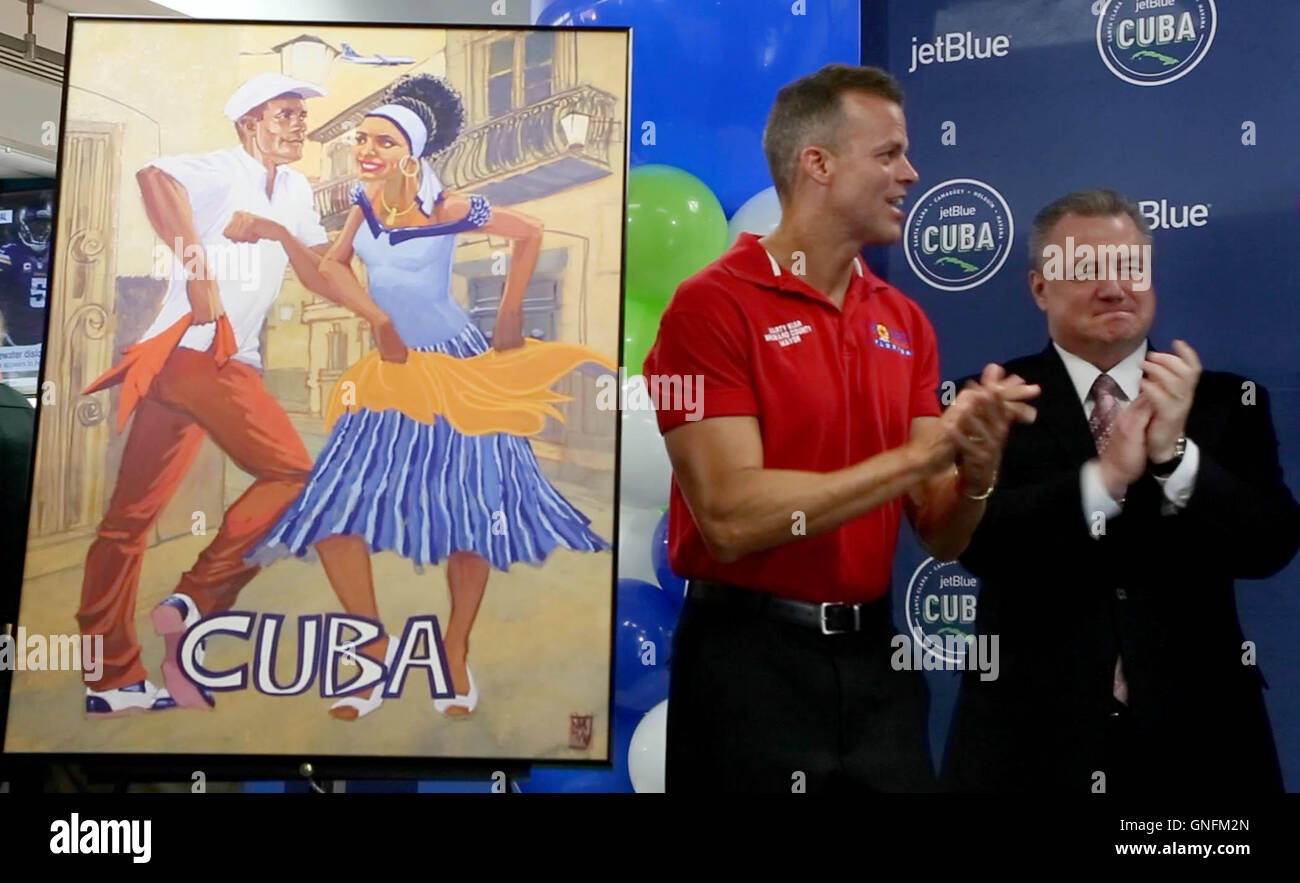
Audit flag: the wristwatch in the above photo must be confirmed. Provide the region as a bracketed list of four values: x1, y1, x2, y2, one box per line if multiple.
[1148, 435, 1187, 478]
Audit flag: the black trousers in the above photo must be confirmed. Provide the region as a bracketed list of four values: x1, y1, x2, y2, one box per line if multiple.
[666, 582, 937, 794]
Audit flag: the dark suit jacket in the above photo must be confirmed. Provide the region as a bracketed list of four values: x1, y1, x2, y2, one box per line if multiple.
[942, 343, 1300, 793]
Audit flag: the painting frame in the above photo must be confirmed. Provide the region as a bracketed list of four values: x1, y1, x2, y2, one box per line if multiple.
[0, 14, 631, 780]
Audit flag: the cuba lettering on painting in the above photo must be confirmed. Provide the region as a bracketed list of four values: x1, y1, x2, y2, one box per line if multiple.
[4, 19, 627, 761]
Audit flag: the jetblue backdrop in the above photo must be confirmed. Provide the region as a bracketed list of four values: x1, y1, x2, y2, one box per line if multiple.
[866, 0, 1300, 788]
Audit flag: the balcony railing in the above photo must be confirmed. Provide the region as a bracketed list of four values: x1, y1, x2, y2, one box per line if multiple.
[314, 177, 355, 230]
[434, 83, 619, 191]
[311, 82, 620, 225]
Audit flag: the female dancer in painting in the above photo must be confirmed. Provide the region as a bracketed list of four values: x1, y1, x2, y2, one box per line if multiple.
[247, 74, 612, 720]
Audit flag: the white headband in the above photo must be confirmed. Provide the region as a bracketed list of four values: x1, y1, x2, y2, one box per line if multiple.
[367, 103, 427, 158]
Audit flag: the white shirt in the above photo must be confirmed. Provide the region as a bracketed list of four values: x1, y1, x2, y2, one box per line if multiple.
[1052, 341, 1200, 525]
[137, 147, 328, 369]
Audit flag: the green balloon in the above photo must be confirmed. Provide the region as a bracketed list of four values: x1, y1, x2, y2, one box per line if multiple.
[626, 164, 729, 302]
[621, 294, 662, 376]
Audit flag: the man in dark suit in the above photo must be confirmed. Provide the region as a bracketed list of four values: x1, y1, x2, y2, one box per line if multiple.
[943, 188, 1300, 793]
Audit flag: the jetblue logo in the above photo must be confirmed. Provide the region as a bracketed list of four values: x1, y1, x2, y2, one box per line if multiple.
[1096, 0, 1217, 86]
[904, 178, 1014, 292]
[904, 557, 984, 668]
[908, 31, 1011, 73]
[1139, 198, 1210, 229]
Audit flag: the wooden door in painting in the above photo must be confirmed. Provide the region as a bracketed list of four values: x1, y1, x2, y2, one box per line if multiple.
[25, 122, 122, 575]
[24, 121, 226, 577]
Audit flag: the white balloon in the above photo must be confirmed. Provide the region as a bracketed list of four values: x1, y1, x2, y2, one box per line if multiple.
[727, 186, 782, 243]
[618, 505, 662, 585]
[619, 375, 672, 510]
[628, 699, 668, 793]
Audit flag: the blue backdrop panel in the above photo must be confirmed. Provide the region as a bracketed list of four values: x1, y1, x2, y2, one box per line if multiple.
[538, 0, 861, 214]
[864, 0, 1300, 789]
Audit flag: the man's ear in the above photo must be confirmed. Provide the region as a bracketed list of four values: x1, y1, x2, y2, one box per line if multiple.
[1028, 270, 1049, 313]
[799, 144, 833, 188]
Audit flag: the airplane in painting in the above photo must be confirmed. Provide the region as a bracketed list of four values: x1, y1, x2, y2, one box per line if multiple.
[340, 42, 415, 66]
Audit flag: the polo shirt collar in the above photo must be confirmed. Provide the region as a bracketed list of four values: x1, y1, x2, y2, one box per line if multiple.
[722, 232, 885, 307]
[233, 145, 286, 196]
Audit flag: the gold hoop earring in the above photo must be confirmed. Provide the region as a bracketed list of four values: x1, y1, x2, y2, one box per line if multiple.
[400, 156, 420, 178]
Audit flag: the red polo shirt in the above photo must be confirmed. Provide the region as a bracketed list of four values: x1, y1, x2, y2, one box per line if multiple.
[642, 232, 942, 604]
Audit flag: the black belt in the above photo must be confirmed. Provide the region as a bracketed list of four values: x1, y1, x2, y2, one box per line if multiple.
[687, 579, 890, 635]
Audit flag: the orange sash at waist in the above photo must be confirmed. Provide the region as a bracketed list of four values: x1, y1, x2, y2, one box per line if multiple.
[323, 339, 616, 437]
[84, 314, 237, 433]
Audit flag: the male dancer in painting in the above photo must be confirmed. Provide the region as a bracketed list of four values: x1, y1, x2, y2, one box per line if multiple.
[78, 72, 373, 715]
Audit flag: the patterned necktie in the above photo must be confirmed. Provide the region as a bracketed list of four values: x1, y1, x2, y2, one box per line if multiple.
[1088, 372, 1131, 705]
[1088, 373, 1125, 454]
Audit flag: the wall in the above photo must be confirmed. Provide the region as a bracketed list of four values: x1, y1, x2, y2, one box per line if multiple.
[865, 0, 1300, 789]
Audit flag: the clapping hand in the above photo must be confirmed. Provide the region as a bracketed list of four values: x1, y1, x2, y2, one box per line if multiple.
[1141, 339, 1200, 463]
[943, 364, 1041, 495]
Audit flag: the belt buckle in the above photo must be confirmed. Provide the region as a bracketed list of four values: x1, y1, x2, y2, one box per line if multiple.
[818, 602, 860, 635]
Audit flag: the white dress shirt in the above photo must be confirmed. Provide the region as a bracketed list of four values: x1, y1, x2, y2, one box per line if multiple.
[136, 146, 328, 369]
[1052, 340, 1200, 525]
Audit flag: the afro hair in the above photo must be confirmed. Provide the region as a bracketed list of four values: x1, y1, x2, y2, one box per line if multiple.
[383, 73, 466, 158]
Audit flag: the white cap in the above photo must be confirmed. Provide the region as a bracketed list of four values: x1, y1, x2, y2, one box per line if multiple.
[223, 72, 327, 122]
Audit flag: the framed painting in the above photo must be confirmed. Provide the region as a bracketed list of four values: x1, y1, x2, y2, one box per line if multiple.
[2, 16, 627, 770]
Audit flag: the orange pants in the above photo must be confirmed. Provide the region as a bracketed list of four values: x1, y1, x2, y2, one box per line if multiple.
[78, 348, 312, 689]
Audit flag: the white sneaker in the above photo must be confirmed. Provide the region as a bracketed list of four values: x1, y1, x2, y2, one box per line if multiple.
[85, 679, 177, 718]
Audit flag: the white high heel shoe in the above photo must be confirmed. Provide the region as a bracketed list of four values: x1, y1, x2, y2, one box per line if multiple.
[434, 666, 478, 716]
[329, 640, 397, 721]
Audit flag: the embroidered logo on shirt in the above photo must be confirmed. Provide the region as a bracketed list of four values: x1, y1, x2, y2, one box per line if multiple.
[764, 320, 813, 347]
[872, 323, 913, 356]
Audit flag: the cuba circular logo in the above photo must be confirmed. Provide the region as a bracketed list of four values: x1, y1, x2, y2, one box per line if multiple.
[903, 178, 1013, 292]
[905, 557, 981, 665]
[1096, 0, 1216, 87]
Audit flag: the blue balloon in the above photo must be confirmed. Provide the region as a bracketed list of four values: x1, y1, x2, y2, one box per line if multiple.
[613, 577, 678, 715]
[651, 510, 687, 601]
[523, 708, 641, 793]
[536, 0, 861, 215]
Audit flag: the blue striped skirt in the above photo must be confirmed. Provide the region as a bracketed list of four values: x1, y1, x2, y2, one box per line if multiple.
[247, 324, 609, 572]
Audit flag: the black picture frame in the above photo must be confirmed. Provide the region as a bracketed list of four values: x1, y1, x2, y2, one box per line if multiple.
[0, 14, 631, 785]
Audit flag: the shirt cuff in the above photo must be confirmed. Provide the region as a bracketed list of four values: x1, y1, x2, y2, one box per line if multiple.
[1081, 459, 1123, 531]
[1153, 437, 1199, 512]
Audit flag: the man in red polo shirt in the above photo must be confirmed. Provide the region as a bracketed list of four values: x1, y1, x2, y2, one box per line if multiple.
[643, 64, 1039, 793]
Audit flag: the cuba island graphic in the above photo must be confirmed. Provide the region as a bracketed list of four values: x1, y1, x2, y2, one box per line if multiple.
[1132, 49, 1181, 66]
[934, 255, 980, 275]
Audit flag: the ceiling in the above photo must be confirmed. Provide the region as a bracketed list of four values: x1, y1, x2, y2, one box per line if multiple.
[0, 0, 180, 176]
[42, 0, 176, 13]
